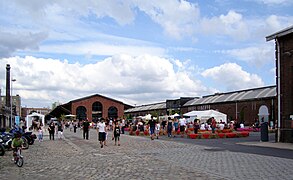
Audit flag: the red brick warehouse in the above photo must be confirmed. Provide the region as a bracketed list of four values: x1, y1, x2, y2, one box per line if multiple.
[50, 94, 133, 122]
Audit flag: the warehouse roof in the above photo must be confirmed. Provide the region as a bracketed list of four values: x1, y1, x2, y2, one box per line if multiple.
[183, 86, 276, 107]
[124, 102, 166, 113]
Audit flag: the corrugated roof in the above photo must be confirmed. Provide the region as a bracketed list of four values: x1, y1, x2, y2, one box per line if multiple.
[125, 86, 276, 113]
[183, 86, 276, 107]
[124, 102, 166, 113]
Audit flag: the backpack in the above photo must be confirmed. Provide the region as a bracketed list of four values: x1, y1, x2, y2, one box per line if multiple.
[115, 127, 120, 135]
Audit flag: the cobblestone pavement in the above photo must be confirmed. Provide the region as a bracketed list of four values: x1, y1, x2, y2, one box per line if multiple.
[1, 128, 293, 180]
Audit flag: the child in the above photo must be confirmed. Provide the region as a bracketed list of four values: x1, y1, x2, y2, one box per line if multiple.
[11, 133, 24, 161]
[155, 122, 160, 139]
[38, 127, 43, 142]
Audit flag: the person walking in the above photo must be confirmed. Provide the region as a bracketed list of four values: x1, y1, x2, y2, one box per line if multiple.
[112, 121, 121, 146]
[193, 119, 200, 134]
[83, 119, 90, 140]
[167, 117, 173, 138]
[97, 118, 106, 148]
[48, 122, 55, 140]
[73, 120, 77, 133]
[69, 121, 73, 131]
[38, 127, 43, 142]
[211, 117, 217, 134]
[121, 118, 125, 134]
[179, 115, 186, 138]
[173, 118, 179, 137]
[57, 121, 64, 140]
[155, 121, 160, 139]
[148, 116, 156, 140]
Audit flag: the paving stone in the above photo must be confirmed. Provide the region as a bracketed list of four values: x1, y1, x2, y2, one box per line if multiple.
[0, 128, 292, 180]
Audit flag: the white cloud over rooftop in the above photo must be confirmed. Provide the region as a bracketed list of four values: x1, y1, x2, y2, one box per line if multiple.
[0, 0, 292, 107]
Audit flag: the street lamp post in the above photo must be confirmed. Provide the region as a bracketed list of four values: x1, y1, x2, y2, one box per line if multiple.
[10, 79, 16, 128]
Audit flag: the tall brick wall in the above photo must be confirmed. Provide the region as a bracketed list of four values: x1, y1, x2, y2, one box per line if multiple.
[279, 33, 293, 142]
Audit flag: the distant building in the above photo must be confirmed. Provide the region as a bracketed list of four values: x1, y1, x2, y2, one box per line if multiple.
[124, 97, 196, 118]
[1, 95, 21, 117]
[0, 95, 21, 128]
[266, 25, 293, 143]
[125, 86, 277, 127]
[49, 94, 133, 122]
[182, 86, 276, 126]
[21, 107, 51, 120]
[124, 102, 166, 118]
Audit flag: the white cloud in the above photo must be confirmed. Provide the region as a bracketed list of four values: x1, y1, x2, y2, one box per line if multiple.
[254, 0, 292, 5]
[0, 31, 48, 58]
[220, 45, 274, 67]
[40, 41, 166, 57]
[1, 0, 292, 59]
[200, 10, 250, 41]
[123, 0, 200, 39]
[0, 55, 210, 107]
[201, 63, 264, 91]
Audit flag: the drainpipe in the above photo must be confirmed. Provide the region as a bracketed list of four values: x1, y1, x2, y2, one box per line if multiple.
[276, 38, 281, 143]
[235, 101, 238, 121]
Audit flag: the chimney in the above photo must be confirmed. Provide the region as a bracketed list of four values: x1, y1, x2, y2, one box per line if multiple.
[6, 64, 11, 107]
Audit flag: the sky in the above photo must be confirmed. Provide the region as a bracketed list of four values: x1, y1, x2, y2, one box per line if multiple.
[0, 0, 292, 108]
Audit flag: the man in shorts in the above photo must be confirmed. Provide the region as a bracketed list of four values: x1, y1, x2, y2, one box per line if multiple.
[148, 116, 156, 140]
[97, 118, 106, 148]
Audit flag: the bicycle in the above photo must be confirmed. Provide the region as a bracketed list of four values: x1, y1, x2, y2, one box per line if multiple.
[13, 147, 24, 167]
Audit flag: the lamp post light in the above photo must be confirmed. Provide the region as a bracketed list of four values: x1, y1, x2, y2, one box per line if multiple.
[10, 78, 16, 128]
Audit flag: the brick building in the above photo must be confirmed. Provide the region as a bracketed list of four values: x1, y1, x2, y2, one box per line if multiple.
[267, 25, 293, 143]
[124, 97, 196, 118]
[125, 86, 276, 127]
[21, 107, 51, 120]
[182, 86, 276, 126]
[49, 94, 133, 122]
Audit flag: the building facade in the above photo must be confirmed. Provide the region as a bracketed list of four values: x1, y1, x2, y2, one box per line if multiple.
[49, 94, 132, 122]
[124, 97, 196, 118]
[267, 25, 293, 143]
[182, 86, 276, 126]
[1, 95, 21, 118]
[124, 102, 166, 118]
[21, 107, 51, 120]
[125, 86, 277, 127]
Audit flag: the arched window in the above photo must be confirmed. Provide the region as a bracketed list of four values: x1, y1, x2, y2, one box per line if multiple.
[92, 102, 103, 122]
[76, 106, 87, 121]
[108, 106, 118, 119]
[258, 105, 269, 122]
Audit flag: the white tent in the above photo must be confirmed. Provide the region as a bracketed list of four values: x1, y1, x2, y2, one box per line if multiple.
[183, 110, 227, 123]
[142, 114, 157, 120]
[170, 113, 180, 119]
[26, 112, 45, 131]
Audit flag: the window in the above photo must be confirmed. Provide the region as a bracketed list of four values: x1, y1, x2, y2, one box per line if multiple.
[108, 106, 118, 119]
[92, 102, 103, 122]
[76, 106, 87, 120]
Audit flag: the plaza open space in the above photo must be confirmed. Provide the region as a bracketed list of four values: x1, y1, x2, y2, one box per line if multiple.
[1, 128, 292, 180]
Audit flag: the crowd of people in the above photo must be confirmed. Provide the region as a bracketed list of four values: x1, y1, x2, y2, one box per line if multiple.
[127, 115, 248, 139]
[15, 114, 261, 152]
[50, 117, 127, 148]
